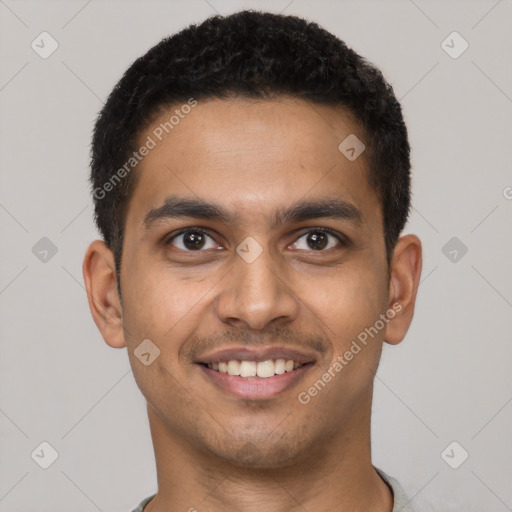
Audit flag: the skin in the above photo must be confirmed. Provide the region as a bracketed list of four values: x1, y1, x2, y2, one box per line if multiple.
[83, 96, 422, 512]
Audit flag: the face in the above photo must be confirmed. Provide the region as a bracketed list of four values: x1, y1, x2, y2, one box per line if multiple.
[84, 96, 421, 469]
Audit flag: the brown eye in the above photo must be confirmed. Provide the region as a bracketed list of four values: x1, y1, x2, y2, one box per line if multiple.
[306, 231, 329, 250]
[183, 231, 206, 250]
[290, 228, 344, 251]
[167, 229, 218, 251]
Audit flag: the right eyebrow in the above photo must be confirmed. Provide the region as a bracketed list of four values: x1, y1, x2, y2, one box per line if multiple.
[143, 196, 233, 229]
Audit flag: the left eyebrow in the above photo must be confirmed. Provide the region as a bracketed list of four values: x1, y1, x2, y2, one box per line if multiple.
[269, 198, 363, 229]
[143, 195, 363, 230]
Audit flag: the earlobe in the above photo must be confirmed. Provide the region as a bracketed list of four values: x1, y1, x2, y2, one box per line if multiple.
[82, 240, 126, 348]
[384, 234, 422, 345]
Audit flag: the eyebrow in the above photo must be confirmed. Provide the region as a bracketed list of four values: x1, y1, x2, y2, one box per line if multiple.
[143, 195, 363, 230]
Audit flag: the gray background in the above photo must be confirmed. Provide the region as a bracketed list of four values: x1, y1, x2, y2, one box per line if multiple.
[1, 0, 511, 510]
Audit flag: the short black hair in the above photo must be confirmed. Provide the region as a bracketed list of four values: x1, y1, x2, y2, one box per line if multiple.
[90, 10, 411, 279]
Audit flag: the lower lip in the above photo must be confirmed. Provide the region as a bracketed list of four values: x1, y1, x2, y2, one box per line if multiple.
[197, 363, 314, 400]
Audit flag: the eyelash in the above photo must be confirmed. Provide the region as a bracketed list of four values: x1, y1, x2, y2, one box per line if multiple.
[164, 227, 348, 252]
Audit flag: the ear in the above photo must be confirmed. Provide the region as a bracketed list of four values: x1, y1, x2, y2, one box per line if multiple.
[82, 240, 126, 348]
[384, 234, 422, 345]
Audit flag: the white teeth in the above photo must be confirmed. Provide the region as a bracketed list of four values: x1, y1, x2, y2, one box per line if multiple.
[239, 360, 257, 377]
[256, 360, 275, 378]
[274, 359, 286, 374]
[208, 359, 303, 378]
[227, 360, 240, 376]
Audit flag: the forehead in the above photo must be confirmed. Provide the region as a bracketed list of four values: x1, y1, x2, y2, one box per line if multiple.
[126, 97, 379, 229]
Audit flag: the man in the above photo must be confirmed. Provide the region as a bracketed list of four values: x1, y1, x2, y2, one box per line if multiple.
[83, 10, 422, 512]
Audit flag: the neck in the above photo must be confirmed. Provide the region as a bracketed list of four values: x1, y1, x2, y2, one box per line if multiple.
[143, 391, 393, 512]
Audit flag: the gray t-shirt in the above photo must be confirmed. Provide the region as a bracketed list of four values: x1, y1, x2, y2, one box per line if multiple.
[131, 468, 414, 512]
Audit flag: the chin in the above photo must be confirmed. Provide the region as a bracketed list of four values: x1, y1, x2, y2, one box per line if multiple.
[207, 433, 309, 470]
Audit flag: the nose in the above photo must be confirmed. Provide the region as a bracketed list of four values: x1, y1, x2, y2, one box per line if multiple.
[215, 243, 299, 330]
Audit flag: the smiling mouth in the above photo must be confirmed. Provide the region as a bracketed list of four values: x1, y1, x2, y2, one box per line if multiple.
[197, 356, 315, 400]
[200, 359, 310, 378]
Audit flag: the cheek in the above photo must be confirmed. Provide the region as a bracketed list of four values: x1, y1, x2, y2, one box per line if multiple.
[301, 262, 387, 342]
[306, 267, 387, 408]
[120, 269, 213, 408]
[121, 265, 215, 349]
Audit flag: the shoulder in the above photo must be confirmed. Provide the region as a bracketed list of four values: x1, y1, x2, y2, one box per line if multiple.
[130, 494, 156, 512]
[375, 468, 415, 512]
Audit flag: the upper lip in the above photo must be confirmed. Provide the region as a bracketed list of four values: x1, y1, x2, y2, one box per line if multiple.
[196, 346, 317, 365]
